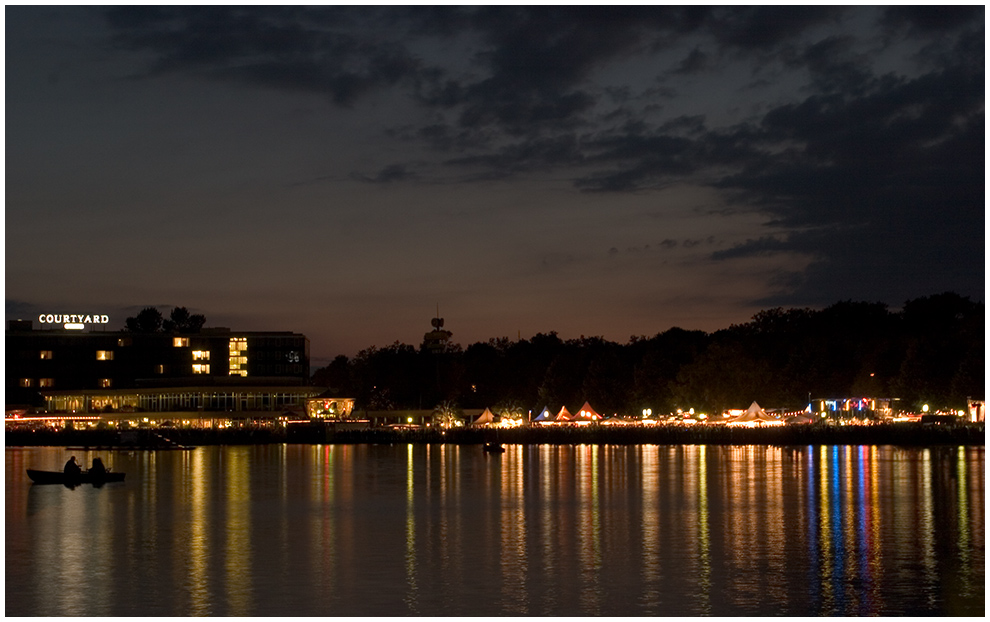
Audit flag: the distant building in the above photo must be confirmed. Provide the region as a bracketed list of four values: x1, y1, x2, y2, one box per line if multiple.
[6, 318, 324, 418]
[813, 397, 897, 418]
[967, 400, 985, 422]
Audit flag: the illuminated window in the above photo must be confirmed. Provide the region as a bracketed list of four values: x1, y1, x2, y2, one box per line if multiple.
[98, 378, 112, 388]
[39, 350, 53, 359]
[19, 378, 32, 388]
[96, 350, 114, 361]
[39, 378, 54, 387]
[192, 364, 211, 374]
[118, 337, 132, 347]
[229, 338, 248, 376]
[156, 364, 165, 374]
[173, 337, 189, 347]
[192, 350, 210, 361]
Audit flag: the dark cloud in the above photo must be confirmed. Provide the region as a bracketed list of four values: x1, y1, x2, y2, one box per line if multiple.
[881, 6, 984, 35]
[793, 36, 873, 93]
[711, 56, 984, 303]
[351, 164, 415, 184]
[105, 6, 425, 105]
[675, 48, 711, 75]
[711, 236, 790, 259]
[92, 6, 986, 308]
[704, 6, 845, 51]
[6, 299, 40, 318]
[445, 134, 584, 174]
[414, 7, 692, 136]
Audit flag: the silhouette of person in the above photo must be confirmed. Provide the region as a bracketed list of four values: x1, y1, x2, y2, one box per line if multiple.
[63, 456, 81, 478]
[90, 457, 107, 478]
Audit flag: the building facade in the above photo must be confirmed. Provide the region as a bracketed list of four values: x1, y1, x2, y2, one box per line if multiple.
[6, 319, 322, 417]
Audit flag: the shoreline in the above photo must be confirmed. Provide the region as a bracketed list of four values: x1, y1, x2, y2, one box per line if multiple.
[5, 422, 984, 448]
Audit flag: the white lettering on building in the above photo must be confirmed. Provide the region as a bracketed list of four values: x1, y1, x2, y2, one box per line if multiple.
[38, 313, 110, 329]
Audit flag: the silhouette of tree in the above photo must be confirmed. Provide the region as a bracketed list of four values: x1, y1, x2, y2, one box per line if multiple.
[162, 306, 206, 333]
[125, 306, 205, 333]
[311, 292, 984, 415]
[312, 355, 352, 393]
[124, 307, 164, 333]
[433, 400, 464, 427]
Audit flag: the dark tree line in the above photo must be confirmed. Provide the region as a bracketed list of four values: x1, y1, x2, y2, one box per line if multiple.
[313, 292, 983, 415]
[124, 306, 206, 333]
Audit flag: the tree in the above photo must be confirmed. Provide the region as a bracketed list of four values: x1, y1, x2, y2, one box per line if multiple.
[124, 307, 164, 333]
[670, 341, 775, 415]
[581, 349, 628, 414]
[162, 307, 206, 333]
[537, 355, 583, 411]
[433, 400, 464, 427]
[312, 355, 352, 392]
[493, 399, 525, 423]
[125, 306, 205, 333]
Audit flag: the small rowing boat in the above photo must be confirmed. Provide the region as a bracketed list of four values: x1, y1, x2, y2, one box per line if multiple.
[26, 469, 126, 485]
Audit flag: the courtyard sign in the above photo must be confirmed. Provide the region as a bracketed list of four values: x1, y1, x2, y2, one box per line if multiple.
[38, 314, 110, 330]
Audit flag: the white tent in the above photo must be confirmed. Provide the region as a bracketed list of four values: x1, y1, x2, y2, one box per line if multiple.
[785, 412, 815, 425]
[472, 407, 495, 426]
[726, 401, 783, 426]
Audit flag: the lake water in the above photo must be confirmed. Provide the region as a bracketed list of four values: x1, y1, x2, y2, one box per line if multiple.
[5, 444, 984, 616]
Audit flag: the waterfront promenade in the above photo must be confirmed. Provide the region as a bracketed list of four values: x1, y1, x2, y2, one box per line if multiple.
[6, 421, 984, 448]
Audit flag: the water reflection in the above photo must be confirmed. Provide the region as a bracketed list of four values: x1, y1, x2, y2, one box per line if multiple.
[187, 450, 210, 615]
[538, 445, 560, 614]
[404, 443, 418, 613]
[498, 445, 528, 614]
[576, 445, 602, 614]
[5, 444, 984, 616]
[697, 445, 711, 615]
[224, 448, 253, 615]
[920, 449, 937, 609]
[639, 446, 661, 613]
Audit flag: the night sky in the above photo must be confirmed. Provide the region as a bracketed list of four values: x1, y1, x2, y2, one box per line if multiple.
[6, 6, 984, 364]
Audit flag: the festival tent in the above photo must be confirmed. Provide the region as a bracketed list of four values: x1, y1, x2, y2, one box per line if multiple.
[472, 407, 496, 426]
[532, 406, 553, 423]
[571, 401, 600, 421]
[554, 406, 573, 422]
[784, 412, 815, 425]
[726, 401, 783, 426]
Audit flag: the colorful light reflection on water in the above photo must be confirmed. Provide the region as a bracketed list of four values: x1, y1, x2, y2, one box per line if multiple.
[5, 444, 984, 616]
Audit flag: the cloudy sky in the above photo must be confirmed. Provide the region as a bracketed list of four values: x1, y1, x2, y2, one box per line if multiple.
[6, 5, 984, 363]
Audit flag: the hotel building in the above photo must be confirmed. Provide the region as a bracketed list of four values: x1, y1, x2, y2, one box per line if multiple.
[6, 318, 353, 424]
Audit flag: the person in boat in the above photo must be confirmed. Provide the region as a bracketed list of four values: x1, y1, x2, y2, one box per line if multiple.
[89, 457, 107, 478]
[63, 456, 81, 478]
